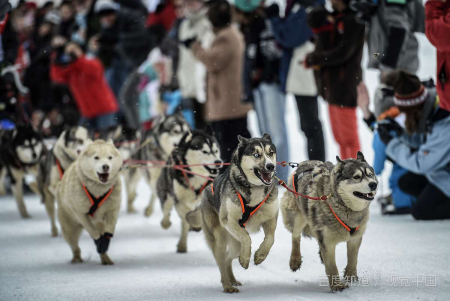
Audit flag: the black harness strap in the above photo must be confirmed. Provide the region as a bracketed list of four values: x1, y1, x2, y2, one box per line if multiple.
[237, 193, 263, 228]
[81, 184, 114, 217]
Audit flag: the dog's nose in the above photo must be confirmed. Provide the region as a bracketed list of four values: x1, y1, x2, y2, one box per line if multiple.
[266, 163, 275, 172]
[369, 182, 377, 191]
[214, 160, 223, 167]
[102, 165, 110, 172]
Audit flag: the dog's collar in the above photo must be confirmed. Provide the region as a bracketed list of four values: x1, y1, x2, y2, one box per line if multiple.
[291, 174, 359, 235]
[81, 184, 114, 217]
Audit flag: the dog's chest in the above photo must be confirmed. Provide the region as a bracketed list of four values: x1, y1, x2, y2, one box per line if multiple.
[173, 178, 205, 206]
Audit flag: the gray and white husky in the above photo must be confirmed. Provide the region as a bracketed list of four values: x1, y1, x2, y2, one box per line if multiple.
[157, 127, 222, 253]
[186, 134, 278, 293]
[38, 126, 90, 236]
[0, 124, 45, 218]
[134, 113, 190, 216]
[280, 152, 378, 292]
[100, 125, 141, 213]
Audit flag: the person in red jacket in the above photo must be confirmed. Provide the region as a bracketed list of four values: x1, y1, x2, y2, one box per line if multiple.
[425, 0, 450, 112]
[50, 39, 119, 130]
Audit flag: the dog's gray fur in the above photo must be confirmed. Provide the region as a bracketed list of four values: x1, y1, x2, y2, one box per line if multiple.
[157, 127, 222, 253]
[280, 152, 378, 292]
[186, 134, 278, 293]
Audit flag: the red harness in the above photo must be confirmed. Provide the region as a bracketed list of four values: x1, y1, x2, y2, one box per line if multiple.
[56, 158, 64, 180]
[180, 169, 211, 196]
[82, 184, 114, 217]
[287, 174, 359, 235]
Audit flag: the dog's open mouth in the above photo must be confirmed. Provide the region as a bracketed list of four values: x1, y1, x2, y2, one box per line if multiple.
[97, 173, 110, 183]
[353, 191, 375, 201]
[205, 165, 219, 176]
[254, 169, 272, 185]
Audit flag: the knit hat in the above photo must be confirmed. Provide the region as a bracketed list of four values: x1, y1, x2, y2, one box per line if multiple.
[393, 71, 428, 108]
[94, 0, 119, 15]
[234, 0, 262, 12]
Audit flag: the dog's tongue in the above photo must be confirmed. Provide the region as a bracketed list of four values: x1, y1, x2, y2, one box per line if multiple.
[98, 173, 109, 183]
[261, 172, 272, 183]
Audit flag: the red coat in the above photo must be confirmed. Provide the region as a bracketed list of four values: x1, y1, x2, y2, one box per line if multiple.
[425, 0, 450, 112]
[50, 56, 119, 118]
[146, 1, 176, 32]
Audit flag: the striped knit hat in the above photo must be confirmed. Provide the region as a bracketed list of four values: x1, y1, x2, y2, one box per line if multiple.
[393, 71, 428, 107]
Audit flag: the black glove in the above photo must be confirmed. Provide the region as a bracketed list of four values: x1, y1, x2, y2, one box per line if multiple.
[378, 125, 393, 145]
[381, 118, 404, 136]
[94, 232, 113, 254]
[377, 118, 403, 145]
[0, 0, 12, 22]
[265, 3, 279, 18]
[180, 36, 197, 48]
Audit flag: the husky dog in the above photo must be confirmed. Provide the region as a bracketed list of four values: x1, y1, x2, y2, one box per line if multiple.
[56, 140, 123, 265]
[157, 127, 222, 253]
[280, 152, 378, 292]
[186, 134, 278, 293]
[38, 126, 90, 236]
[0, 125, 45, 218]
[135, 113, 190, 216]
[100, 125, 141, 213]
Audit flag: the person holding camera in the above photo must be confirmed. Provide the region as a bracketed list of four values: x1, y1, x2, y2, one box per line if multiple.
[50, 38, 119, 131]
[378, 71, 450, 220]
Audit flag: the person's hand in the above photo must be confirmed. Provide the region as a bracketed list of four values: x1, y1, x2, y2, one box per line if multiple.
[377, 118, 403, 145]
[265, 3, 280, 18]
[180, 36, 197, 48]
[65, 42, 83, 58]
[94, 233, 113, 254]
[0, 0, 12, 22]
[51, 36, 68, 48]
[357, 82, 372, 119]
[377, 124, 394, 145]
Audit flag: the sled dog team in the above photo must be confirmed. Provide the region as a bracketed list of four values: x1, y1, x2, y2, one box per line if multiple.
[0, 113, 378, 293]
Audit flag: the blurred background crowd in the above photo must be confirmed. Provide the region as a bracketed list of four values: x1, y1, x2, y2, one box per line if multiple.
[0, 0, 449, 220]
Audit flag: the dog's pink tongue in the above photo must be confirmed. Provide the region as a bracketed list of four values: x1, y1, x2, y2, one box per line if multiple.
[262, 172, 271, 183]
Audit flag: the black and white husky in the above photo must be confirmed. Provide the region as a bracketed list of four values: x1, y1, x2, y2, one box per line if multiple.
[134, 113, 190, 216]
[186, 134, 278, 293]
[0, 124, 45, 218]
[38, 126, 90, 236]
[156, 127, 222, 253]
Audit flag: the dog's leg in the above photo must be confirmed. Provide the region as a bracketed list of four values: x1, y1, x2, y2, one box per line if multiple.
[0, 168, 7, 195]
[126, 171, 139, 213]
[344, 236, 362, 283]
[74, 212, 101, 240]
[144, 193, 156, 217]
[225, 221, 251, 270]
[58, 207, 83, 263]
[174, 204, 191, 253]
[11, 175, 31, 218]
[144, 171, 158, 217]
[254, 215, 278, 265]
[160, 196, 174, 229]
[226, 234, 241, 287]
[43, 188, 58, 237]
[290, 214, 307, 272]
[320, 242, 348, 292]
[211, 228, 237, 293]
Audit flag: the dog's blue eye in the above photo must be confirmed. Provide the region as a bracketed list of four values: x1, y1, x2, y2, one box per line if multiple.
[254, 154, 259, 158]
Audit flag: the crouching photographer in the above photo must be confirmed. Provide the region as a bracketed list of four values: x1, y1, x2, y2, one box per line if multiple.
[50, 36, 119, 131]
[378, 71, 450, 220]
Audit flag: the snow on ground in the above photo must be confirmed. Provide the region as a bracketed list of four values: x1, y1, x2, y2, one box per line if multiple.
[1, 34, 449, 300]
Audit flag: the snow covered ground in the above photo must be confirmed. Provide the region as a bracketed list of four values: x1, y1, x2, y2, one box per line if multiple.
[1, 34, 450, 300]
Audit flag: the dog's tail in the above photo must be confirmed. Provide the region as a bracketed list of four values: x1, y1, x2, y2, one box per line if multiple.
[186, 207, 203, 229]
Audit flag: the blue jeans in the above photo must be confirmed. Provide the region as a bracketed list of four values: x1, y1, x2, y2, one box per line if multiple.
[79, 113, 117, 131]
[253, 83, 290, 181]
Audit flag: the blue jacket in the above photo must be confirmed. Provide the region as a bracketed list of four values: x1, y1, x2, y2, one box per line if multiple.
[270, 5, 316, 91]
[386, 109, 450, 197]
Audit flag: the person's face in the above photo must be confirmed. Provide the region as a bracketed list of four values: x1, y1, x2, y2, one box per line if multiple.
[184, 0, 203, 16]
[60, 4, 75, 21]
[174, 0, 184, 18]
[100, 13, 116, 28]
[330, 0, 346, 12]
[38, 23, 52, 37]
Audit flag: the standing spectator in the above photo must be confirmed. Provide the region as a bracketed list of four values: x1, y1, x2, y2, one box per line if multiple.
[305, 0, 365, 159]
[177, 0, 213, 130]
[188, 0, 252, 164]
[366, 0, 424, 74]
[267, 0, 325, 162]
[58, 0, 76, 40]
[378, 71, 450, 220]
[425, 0, 450, 112]
[50, 40, 119, 131]
[233, 0, 289, 180]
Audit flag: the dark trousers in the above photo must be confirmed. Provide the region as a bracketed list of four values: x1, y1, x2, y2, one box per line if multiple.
[295, 95, 326, 161]
[209, 116, 251, 166]
[399, 172, 450, 220]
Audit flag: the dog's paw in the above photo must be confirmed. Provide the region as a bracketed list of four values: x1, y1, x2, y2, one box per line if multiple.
[100, 254, 114, 265]
[71, 256, 83, 264]
[289, 256, 302, 272]
[231, 280, 242, 287]
[344, 268, 358, 284]
[127, 205, 137, 214]
[161, 219, 172, 229]
[177, 244, 187, 253]
[21, 213, 31, 219]
[223, 286, 239, 293]
[330, 281, 349, 293]
[51, 227, 58, 237]
[144, 206, 153, 217]
[254, 249, 269, 265]
[239, 256, 250, 269]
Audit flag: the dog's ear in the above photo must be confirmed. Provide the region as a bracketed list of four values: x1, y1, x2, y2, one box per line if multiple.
[113, 125, 122, 140]
[262, 133, 272, 142]
[336, 156, 344, 164]
[238, 135, 249, 145]
[184, 131, 193, 143]
[356, 151, 366, 162]
[204, 124, 214, 136]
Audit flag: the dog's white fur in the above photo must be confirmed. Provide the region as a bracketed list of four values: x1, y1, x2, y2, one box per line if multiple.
[56, 140, 122, 265]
